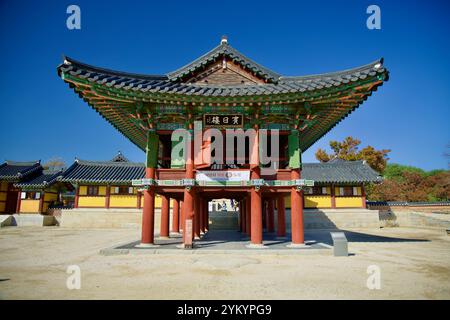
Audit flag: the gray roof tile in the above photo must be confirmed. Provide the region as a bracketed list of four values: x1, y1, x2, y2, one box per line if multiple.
[0, 161, 42, 181]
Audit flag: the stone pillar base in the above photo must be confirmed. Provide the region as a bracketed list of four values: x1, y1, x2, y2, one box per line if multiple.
[246, 243, 268, 249]
[157, 236, 170, 240]
[286, 243, 309, 249]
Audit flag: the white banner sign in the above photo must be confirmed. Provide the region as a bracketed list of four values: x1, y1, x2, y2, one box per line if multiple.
[196, 170, 250, 182]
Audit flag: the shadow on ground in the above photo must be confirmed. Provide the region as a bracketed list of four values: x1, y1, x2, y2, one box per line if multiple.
[114, 228, 429, 251]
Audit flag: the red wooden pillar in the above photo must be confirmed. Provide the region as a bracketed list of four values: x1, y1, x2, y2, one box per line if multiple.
[74, 185, 79, 208]
[141, 168, 156, 245]
[250, 167, 263, 245]
[172, 198, 180, 233]
[140, 130, 158, 246]
[38, 191, 45, 214]
[204, 200, 209, 231]
[262, 200, 266, 230]
[361, 185, 367, 209]
[180, 201, 185, 231]
[245, 196, 251, 235]
[105, 185, 110, 209]
[277, 195, 286, 237]
[290, 168, 305, 245]
[182, 126, 195, 247]
[331, 184, 336, 209]
[137, 191, 142, 209]
[160, 195, 170, 238]
[267, 199, 275, 233]
[199, 199, 204, 234]
[241, 200, 246, 234]
[193, 193, 201, 239]
[16, 190, 22, 213]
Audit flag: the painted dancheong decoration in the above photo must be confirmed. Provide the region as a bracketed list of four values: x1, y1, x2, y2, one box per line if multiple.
[57, 36, 388, 248]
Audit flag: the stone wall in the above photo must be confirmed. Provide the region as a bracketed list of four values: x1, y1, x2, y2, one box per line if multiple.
[285, 209, 381, 230]
[0, 214, 56, 227]
[60, 208, 162, 229]
[378, 209, 450, 229]
[58, 207, 450, 231]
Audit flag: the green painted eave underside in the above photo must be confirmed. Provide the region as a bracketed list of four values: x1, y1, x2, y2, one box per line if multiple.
[63, 72, 386, 152]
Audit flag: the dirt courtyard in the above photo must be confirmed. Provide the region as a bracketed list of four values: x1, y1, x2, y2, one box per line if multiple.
[0, 226, 449, 299]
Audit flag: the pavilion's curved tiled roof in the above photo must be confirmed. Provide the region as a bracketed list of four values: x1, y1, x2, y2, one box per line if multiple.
[58, 55, 387, 97]
[57, 40, 389, 153]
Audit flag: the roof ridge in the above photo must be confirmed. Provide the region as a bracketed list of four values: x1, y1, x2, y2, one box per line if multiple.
[166, 42, 280, 82]
[75, 159, 145, 166]
[14, 169, 63, 188]
[303, 160, 365, 165]
[280, 59, 384, 82]
[4, 160, 40, 166]
[59, 56, 168, 81]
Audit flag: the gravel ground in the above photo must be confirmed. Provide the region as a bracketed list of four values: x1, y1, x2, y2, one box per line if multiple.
[0, 226, 449, 299]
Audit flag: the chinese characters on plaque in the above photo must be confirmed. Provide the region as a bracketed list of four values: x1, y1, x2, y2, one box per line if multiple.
[203, 114, 243, 128]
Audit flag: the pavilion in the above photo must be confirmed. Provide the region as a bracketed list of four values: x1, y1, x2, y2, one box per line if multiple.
[57, 37, 389, 248]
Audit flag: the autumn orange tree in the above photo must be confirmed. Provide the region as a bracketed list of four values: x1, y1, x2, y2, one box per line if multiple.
[315, 136, 390, 173]
[367, 166, 449, 201]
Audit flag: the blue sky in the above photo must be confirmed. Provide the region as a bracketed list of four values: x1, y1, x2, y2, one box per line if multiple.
[0, 0, 449, 170]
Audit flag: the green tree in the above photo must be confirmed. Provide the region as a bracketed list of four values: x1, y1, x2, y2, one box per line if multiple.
[383, 163, 425, 181]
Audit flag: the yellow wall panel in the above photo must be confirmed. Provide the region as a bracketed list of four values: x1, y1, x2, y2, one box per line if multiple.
[0, 202, 5, 212]
[336, 197, 363, 208]
[78, 196, 106, 207]
[44, 192, 58, 202]
[0, 192, 7, 201]
[138, 195, 167, 208]
[0, 181, 8, 191]
[79, 186, 87, 196]
[20, 200, 40, 213]
[284, 195, 291, 209]
[155, 195, 162, 208]
[110, 195, 137, 208]
[98, 186, 106, 196]
[304, 196, 332, 208]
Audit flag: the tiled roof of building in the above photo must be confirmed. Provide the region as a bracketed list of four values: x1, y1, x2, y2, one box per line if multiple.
[57, 39, 389, 153]
[58, 158, 380, 184]
[58, 54, 387, 97]
[14, 170, 64, 189]
[302, 160, 382, 184]
[167, 40, 281, 82]
[60, 159, 145, 184]
[0, 161, 42, 181]
[111, 151, 129, 162]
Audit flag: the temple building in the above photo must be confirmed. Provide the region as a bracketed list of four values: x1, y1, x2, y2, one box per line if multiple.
[60, 152, 164, 209]
[0, 160, 70, 214]
[57, 37, 389, 248]
[0, 161, 42, 213]
[59, 154, 379, 211]
[14, 169, 69, 214]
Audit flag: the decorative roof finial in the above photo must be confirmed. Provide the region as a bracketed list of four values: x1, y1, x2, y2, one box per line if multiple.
[221, 35, 228, 45]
